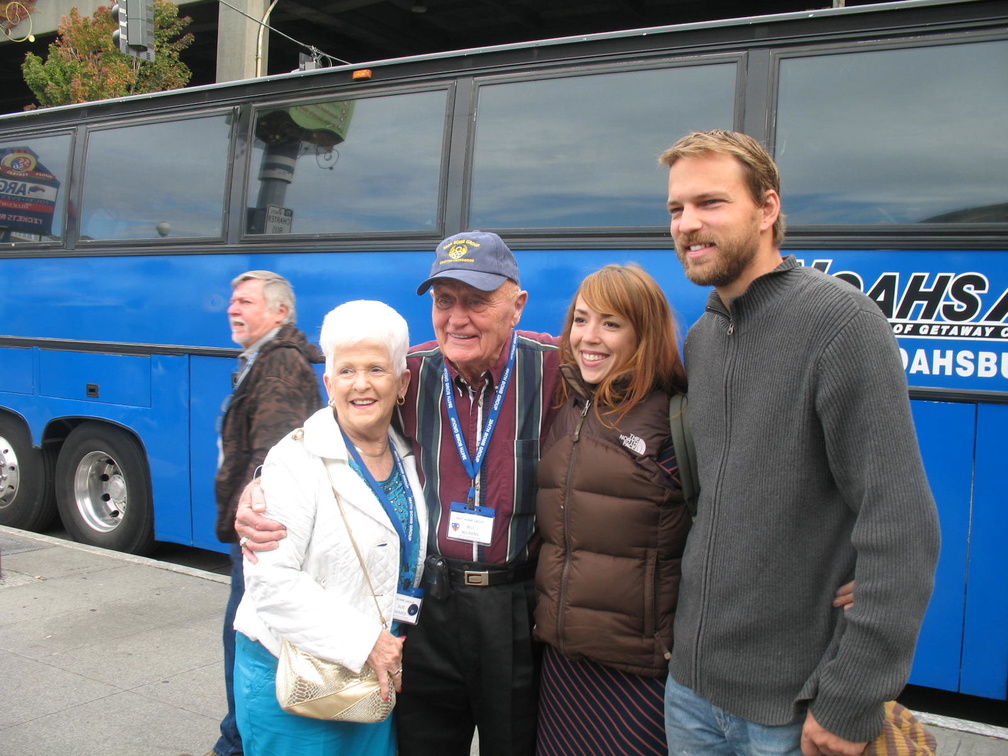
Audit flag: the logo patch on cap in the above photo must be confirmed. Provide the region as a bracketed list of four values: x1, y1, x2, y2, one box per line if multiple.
[443, 239, 480, 264]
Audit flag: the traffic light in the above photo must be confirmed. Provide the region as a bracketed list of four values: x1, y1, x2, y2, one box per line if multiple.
[111, 0, 156, 62]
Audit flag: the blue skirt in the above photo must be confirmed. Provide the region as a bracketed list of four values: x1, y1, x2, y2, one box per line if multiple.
[234, 632, 396, 756]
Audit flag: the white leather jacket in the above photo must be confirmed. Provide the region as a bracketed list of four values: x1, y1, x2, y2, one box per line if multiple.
[234, 406, 428, 673]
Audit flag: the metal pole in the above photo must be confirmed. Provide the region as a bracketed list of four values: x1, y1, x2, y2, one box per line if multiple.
[255, 0, 280, 78]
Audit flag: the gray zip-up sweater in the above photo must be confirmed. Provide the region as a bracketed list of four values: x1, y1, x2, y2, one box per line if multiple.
[670, 256, 940, 742]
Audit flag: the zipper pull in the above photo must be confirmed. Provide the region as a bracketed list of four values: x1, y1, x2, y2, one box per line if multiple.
[727, 321, 735, 336]
[573, 398, 591, 442]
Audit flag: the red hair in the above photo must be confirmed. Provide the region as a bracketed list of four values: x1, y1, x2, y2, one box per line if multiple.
[557, 264, 686, 426]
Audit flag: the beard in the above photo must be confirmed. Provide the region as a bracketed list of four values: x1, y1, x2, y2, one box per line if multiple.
[675, 230, 760, 289]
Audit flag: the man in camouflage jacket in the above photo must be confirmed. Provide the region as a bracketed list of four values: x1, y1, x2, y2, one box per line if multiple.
[209, 270, 323, 756]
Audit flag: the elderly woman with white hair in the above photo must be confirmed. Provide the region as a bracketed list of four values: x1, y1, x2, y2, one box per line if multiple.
[233, 300, 427, 755]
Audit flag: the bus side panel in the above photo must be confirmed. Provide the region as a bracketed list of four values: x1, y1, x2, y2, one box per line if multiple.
[0, 347, 35, 398]
[960, 403, 1008, 699]
[906, 400, 974, 692]
[0, 348, 49, 446]
[189, 355, 235, 553]
[147, 354, 193, 546]
[39, 350, 152, 406]
[0, 350, 192, 546]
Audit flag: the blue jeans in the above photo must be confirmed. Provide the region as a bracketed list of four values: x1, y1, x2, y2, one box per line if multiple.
[664, 673, 805, 756]
[213, 543, 245, 756]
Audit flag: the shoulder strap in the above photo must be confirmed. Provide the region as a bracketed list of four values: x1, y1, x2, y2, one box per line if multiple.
[669, 393, 699, 517]
[288, 429, 389, 628]
[323, 459, 389, 630]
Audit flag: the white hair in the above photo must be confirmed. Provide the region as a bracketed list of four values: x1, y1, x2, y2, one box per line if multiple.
[319, 300, 409, 376]
[231, 270, 297, 325]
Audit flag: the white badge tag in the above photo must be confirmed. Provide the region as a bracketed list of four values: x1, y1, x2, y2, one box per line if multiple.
[446, 502, 495, 545]
[393, 590, 423, 625]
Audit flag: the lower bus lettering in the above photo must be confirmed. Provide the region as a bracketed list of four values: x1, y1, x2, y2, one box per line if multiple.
[908, 323, 998, 338]
[901, 348, 1008, 378]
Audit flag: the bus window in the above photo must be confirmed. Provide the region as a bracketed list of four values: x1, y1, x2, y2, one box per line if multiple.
[774, 39, 1008, 226]
[79, 114, 232, 241]
[245, 90, 447, 235]
[469, 62, 738, 230]
[0, 133, 71, 245]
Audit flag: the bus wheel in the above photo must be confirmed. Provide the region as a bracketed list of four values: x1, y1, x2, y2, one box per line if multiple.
[0, 414, 57, 531]
[55, 423, 154, 555]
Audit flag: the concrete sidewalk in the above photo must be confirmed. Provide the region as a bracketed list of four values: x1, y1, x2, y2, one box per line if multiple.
[1, 526, 228, 755]
[1, 525, 1006, 756]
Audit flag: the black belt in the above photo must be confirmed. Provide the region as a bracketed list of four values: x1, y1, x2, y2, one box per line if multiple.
[444, 559, 537, 587]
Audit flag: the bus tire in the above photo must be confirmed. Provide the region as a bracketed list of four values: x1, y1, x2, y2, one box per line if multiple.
[0, 414, 57, 532]
[55, 422, 154, 555]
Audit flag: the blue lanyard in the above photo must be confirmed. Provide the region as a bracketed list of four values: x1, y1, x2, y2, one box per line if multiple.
[441, 332, 517, 506]
[341, 426, 420, 590]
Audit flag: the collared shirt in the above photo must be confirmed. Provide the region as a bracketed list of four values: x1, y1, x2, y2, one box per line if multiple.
[220, 327, 283, 469]
[234, 327, 282, 388]
[398, 329, 560, 565]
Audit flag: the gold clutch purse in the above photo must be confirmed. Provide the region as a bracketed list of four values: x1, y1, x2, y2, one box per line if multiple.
[276, 638, 394, 722]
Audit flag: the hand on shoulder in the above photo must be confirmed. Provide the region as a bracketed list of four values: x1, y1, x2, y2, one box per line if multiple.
[235, 477, 287, 564]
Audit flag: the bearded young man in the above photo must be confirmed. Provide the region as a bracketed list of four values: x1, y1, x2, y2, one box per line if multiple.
[660, 130, 940, 756]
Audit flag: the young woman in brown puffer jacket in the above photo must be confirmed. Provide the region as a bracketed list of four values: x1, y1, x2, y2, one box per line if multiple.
[534, 263, 690, 756]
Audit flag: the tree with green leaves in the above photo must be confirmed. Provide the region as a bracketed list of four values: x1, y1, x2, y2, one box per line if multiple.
[21, 1, 193, 109]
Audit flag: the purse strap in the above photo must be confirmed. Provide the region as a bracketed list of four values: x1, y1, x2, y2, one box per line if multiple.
[324, 462, 389, 630]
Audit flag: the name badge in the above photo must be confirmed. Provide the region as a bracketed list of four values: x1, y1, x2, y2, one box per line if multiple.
[447, 502, 495, 545]
[393, 587, 424, 625]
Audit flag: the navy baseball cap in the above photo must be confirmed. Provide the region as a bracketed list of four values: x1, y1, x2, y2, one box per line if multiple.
[416, 231, 521, 295]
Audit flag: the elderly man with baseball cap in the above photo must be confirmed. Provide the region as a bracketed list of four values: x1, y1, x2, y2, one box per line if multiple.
[396, 230, 560, 755]
[237, 231, 559, 755]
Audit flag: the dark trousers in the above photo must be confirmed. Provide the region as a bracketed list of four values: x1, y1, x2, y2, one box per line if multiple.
[397, 578, 540, 756]
[213, 542, 245, 756]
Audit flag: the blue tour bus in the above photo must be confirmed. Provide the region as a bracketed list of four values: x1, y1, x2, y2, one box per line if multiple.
[0, 0, 1005, 701]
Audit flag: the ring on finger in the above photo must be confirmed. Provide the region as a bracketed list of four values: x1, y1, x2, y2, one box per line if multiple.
[239, 536, 250, 548]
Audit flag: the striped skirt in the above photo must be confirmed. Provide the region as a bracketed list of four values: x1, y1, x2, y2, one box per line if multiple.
[536, 644, 668, 756]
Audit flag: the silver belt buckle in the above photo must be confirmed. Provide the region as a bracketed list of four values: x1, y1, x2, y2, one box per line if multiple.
[464, 570, 490, 586]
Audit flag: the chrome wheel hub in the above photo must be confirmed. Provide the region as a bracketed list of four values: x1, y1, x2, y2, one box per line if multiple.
[73, 450, 128, 532]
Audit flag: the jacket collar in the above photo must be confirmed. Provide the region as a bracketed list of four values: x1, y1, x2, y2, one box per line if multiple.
[559, 362, 634, 408]
[239, 327, 281, 361]
[707, 254, 800, 316]
[300, 406, 413, 463]
[559, 363, 592, 403]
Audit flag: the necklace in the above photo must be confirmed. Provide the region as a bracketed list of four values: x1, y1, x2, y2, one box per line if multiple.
[354, 442, 389, 459]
